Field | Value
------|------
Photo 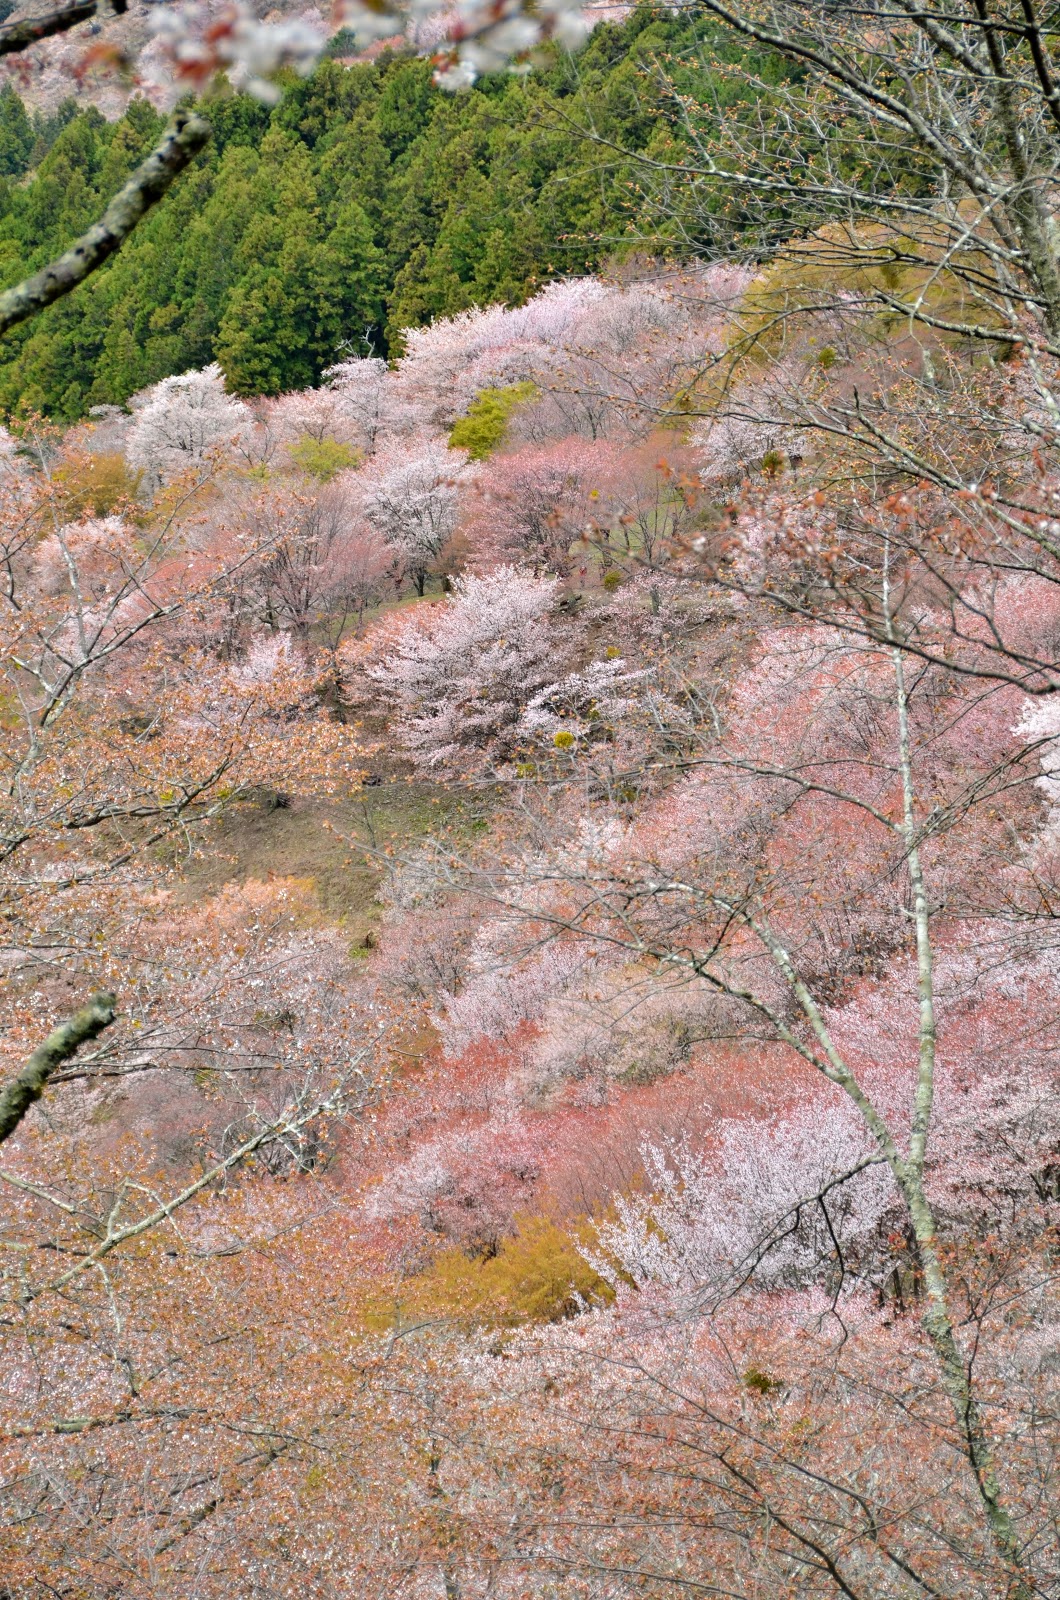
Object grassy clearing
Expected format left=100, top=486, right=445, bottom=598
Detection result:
left=176, top=780, right=464, bottom=944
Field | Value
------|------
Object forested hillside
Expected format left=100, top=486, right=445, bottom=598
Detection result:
left=0, top=7, right=772, bottom=419
left=1, top=0, right=1058, bottom=1596
left=2, top=250, right=1058, bottom=1591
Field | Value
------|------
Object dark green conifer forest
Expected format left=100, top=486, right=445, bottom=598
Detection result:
left=0, top=6, right=763, bottom=419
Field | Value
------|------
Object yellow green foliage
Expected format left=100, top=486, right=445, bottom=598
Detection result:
left=448, top=382, right=538, bottom=461
left=52, top=452, right=143, bottom=519
left=288, top=436, right=363, bottom=481
left=396, top=1215, right=614, bottom=1328
left=744, top=1366, right=784, bottom=1396
left=679, top=213, right=1013, bottom=438
left=738, top=215, right=1010, bottom=368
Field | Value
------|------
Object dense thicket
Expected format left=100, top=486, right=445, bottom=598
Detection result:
left=0, top=6, right=772, bottom=419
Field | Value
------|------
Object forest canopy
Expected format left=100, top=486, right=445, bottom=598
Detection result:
left=0, top=5, right=778, bottom=420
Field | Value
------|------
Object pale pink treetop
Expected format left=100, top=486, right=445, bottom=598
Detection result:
left=127, top=364, right=252, bottom=483
left=357, top=436, right=472, bottom=588
left=357, top=564, right=565, bottom=770
left=586, top=1095, right=896, bottom=1299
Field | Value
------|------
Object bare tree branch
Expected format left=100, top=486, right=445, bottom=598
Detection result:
left=0, top=0, right=111, bottom=60
left=0, top=108, right=211, bottom=337
left=0, top=990, right=116, bottom=1145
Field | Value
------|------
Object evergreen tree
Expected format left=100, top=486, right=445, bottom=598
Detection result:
left=0, top=5, right=781, bottom=420
left=0, top=85, right=34, bottom=178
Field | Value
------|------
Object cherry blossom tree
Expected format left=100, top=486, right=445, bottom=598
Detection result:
left=597, top=442, right=706, bottom=565
left=358, top=437, right=472, bottom=595
left=264, top=355, right=409, bottom=465
left=465, top=436, right=603, bottom=576
left=366, top=1112, right=552, bottom=1254
left=126, top=362, right=252, bottom=486
left=323, top=354, right=414, bottom=452
left=346, top=565, right=567, bottom=772
left=232, top=477, right=391, bottom=644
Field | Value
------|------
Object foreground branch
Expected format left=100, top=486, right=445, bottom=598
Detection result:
left=0, top=0, right=108, bottom=59
left=0, top=109, right=211, bottom=336
left=0, top=991, right=116, bottom=1145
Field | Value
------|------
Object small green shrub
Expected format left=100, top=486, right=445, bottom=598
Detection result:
left=744, top=1366, right=784, bottom=1396
left=289, top=436, right=363, bottom=481
left=449, top=381, right=538, bottom=460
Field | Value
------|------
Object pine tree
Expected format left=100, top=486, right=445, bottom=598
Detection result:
left=0, top=86, right=34, bottom=178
